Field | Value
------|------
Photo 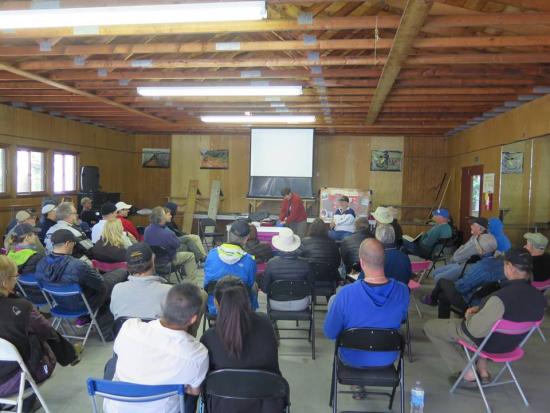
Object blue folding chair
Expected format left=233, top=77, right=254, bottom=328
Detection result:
left=86, top=378, right=185, bottom=413
left=40, top=282, right=105, bottom=348
left=16, top=274, right=49, bottom=309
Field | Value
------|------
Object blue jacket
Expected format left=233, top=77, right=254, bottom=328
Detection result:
left=488, top=218, right=511, bottom=253
left=324, top=279, right=409, bottom=367
left=35, top=253, right=106, bottom=311
left=144, top=224, right=181, bottom=260
left=455, top=256, right=505, bottom=303
left=358, top=248, right=412, bottom=286
left=204, top=243, right=258, bottom=314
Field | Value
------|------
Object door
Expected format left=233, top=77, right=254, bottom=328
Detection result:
left=460, top=165, right=484, bottom=242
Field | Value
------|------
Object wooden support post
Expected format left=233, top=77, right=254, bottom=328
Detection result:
left=208, top=180, right=221, bottom=220
left=183, top=179, right=199, bottom=234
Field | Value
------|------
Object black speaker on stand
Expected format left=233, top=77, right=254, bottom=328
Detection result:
left=81, top=166, right=100, bottom=193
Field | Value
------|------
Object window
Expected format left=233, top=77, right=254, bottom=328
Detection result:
left=0, top=148, right=6, bottom=194
left=17, top=149, right=45, bottom=193
left=53, top=152, right=77, bottom=193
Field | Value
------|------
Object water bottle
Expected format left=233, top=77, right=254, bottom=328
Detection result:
left=410, top=381, right=424, bottom=413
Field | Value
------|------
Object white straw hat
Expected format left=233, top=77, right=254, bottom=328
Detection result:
left=272, top=228, right=301, bottom=252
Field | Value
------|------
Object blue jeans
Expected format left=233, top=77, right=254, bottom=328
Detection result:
left=433, top=263, right=462, bottom=282
left=401, top=239, right=422, bottom=256
left=328, top=230, right=352, bottom=241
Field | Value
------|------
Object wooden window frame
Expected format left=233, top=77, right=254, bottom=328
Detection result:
left=15, top=147, right=48, bottom=197
left=52, top=151, right=79, bottom=195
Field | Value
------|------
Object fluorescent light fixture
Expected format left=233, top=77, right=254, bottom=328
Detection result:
left=0, top=1, right=267, bottom=29
left=201, top=115, right=315, bottom=124
left=137, top=85, right=302, bottom=97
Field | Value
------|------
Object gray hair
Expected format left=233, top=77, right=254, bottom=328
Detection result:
left=161, top=283, right=202, bottom=326
left=375, top=224, right=395, bottom=246
left=355, top=217, right=370, bottom=231
left=80, top=197, right=92, bottom=206
left=228, top=231, right=246, bottom=245
left=150, top=206, right=166, bottom=225
left=56, top=202, right=75, bottom=221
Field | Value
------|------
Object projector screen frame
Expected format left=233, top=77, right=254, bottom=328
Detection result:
left=247, top=127, right=316, bottom=199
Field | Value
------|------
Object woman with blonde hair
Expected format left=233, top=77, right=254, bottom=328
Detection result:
left=92, top=219, right=130, bottom=263
left=0, top=256, right=79, bottom=411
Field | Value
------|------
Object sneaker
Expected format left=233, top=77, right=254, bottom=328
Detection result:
left=75, top=316, right=91, bottom=328
left=420, top=294, right=436, bottom=306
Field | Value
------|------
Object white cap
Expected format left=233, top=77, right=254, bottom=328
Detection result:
left=41, top=204, right=56, bottom=215
left=115, top=201, right=132, bottom=211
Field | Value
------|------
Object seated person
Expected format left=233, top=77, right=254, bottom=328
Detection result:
left=324, top=238, right=409, bottom=400
left=244, top=225, right=273, bottom=264
left=488, top=217, right=511, bottom=254
left=163, top=205, right=206, bottom=263
left=262, top=228, right=312, bottom=311
left=200, top=276, right=282, bottom=413
left=433, top=217, right=497, bottom=282
left=340, top=217, right=373, bottom=274
left=424, top=248, right=546, bottom=387
left=367, top=224, right=412, bottom=286
left=4, top=210, right=43, bottom=254
left=204, top=219, right=258, bottom=315
left=144, top=206, right=198, bottom=284
left=386, top=206, right=403, bottom=247
left=301, top=218, right=341, bottom=285
left=0, top=256, right=79, bottom=412
left=91, top=202, right=120, bottom=244
left=6, top=224, right=45, bottom=274
left=92, top=219, right=129, bottom=263
left=105, top=284, right=208, bottom=413
left=116, top=201, right=141, bottom=242
left=328, top=195, right=356, bottom=241
left=79, top=197, right=98, bottom=227
left=38, top=204, right=57, bottom=244
left=402, top=208, right=452, bottom=258
left=36, top=229, right=127, bottom=333
left=422, top=251, right=503, bottom=319
left=45, top=202, right=93, bottom=259
left=524, top=232, right=550, bottom=282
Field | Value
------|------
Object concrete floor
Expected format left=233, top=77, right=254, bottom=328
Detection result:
left=36, top=277, right=550, bottom=413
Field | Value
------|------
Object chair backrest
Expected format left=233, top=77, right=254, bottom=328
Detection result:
left=86, top=378, right=185, bottom=410
left=476, top=318, right=544, bottom=354
left=205, top=280, right=218, bottom=295
left=532, top=279, right=550, bottom=291
left=203, top=369, right=290, bottom=405
left=0, top=338, right=25, bottom=364
left=309, top=261, right=339, bottom=284
left=336, top=328, right=404, bottom=354
left=411, top=260, right=431, bottom=273
left=430, top=237, right=452, bottom=258
left=268, top=279, right=312, bottom=302
left=491, top=319, right=542, bottom=335
left=40, top=281, right=82, bottom=297
left=149, top=245, right=172, bottom=266
left=17, top=273, right=40, bottom=287
left=92, top=260, right=127, bottom=273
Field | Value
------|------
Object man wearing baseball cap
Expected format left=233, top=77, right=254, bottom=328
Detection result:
left=425, top=248, right=546, bottom=387
left=432, top=217, right=497, bottom=282
left=204, top=219, right=258, bottom=315
left=116, top=201, right=142, bottom=241
left=39, top=203, right=57, bottom=244
left=524, top=232, right=550, bottom=282
left=402, top=208, right=452, bottom=258
left=328, top=195, right=356, bottom=241
left=4, top=209, right=42, bottom=253
left=6, top=223, right=44, bottom=275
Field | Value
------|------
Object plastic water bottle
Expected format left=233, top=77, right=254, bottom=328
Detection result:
left=410, top=381, right=424, bottom=413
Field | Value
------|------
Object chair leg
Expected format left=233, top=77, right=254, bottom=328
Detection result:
left=405, top=318, right=413, bottom=363
left=506, top=363, right=530, bottom=407
left=412, top=295, right=423, bottom=319
left=329, top=360, right=336, bottom=408
left=311, top=312, right=316, bottom=360
left=537, top=326, right=547, bottom=343
left=28, top=377, right=51, bottom=413
left=400, top=360, right=405, bottom=413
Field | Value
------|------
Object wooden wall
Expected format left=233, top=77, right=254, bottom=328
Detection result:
left=0, top=104, right=169, bottom=231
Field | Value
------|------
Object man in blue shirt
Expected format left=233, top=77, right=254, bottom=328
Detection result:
left=324, top=238, right=409, bottom=370
left=402, top=208, right=452, bottom=258
left=328, top=195, right=356, bottom=241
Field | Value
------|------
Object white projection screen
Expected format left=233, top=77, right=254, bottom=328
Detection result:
left=248, top=128, right=315, bottom=198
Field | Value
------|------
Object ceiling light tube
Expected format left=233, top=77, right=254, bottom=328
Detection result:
left=138, top=85, right=302, bottom=97
left=0, top=1, right=267, bottom=29
left=201, top=115, right=315, bottom=124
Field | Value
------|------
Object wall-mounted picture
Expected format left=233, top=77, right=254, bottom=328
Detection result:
left=501, top=151, right=523, bottom=174
left=200, top=149, right=229, bottom=169
left=142, top=148, right=170, bottom=168
left=370, top=150, right=402, bottom=172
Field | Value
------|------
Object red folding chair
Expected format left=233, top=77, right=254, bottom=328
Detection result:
left=450, top=318, right=543, bottom=413
left=92, top=260, right=127, bottom=273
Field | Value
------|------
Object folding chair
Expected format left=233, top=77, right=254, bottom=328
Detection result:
left=91, top=260, right=127, bottom=273
left=86, top=378, right=185, bottom=413
left=0, top=338, right=51, bottom=413
left=267, top=279, right=316, bottom=360
left=427, top=237, right=453, bottom=275
left=309, top=261, right=338, bottom=309
left=199, top=218, right=224, bottom=251
left=202, top=281, right=218, bottom=334
left=330, top=328, right=405, bottom=413
left=200, top=369, right=290, bottom=413
left=39, top=282, right=106, bottom=349
left=531, top=279, right=550, bottom=343
left=150, top=245, right=184, bottom=284
left=408, top=260, right=432, bottom=319
left=113, top=317, right=155, bottom=338
left=450, top=318, right=543, bottom=413
left=15, top=274, right=49, bottom=310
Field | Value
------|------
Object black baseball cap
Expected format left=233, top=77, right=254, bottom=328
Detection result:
left=51, top=229, right=77, bottom=245
left=100, top=202, right=117, bottom=217
left=469, top=217, right=489, bottom=229
left=12, top=223, right=40, bottom=238
left=339, top=195, right=350, bottom=203
left=230, top=219, right=250, bottom=237
left=504, top=248, right=533, bottom=273
left=126, top=242, right=153, bottom=266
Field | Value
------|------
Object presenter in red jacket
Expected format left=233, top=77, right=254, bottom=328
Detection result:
left=279, top=187, right=308, bottom=238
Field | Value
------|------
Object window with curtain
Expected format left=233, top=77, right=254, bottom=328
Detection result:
left=17, top=148, right=45, bottom=194
left=53, top=152, right=77, bottom=193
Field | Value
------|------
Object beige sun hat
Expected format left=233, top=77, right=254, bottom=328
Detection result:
left=272, top=227, right=301, bottom=252
left=372, top=207, right=393, bottom=225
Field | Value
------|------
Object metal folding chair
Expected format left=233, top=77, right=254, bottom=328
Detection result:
left=40, top=282, right=106, bottom=349
left=0, top=338, right=51, bottom=413
left=450, top=318, right=543, bottom=413
left=91, top=260, right=127, bottom=273
left=86, top=378, right=185, bottom=413
left=199, top=218, right=224, bottom=251
left=15, top=274, right=49, bottom=310
left=531, top=279, right=550, bottom=343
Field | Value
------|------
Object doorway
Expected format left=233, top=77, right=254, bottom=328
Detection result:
left=460, top=165, right=484, bottom=242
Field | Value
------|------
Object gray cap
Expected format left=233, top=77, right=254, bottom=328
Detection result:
left=524, top=232, right=548, bottom=251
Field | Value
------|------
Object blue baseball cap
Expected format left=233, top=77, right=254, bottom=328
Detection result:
left=433, top=208, right=449, bottom=219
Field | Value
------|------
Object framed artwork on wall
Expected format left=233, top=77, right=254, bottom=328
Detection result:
left=142, top=148, right=170, bottom=168
left=200, top=149, right=229, bottom=169
left=370, top=150, right=403, bottom=172
left=501, top=151, right=523, bottom=174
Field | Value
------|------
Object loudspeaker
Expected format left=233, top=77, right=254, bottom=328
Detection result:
left=80, top=166, right=100, bottom=192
